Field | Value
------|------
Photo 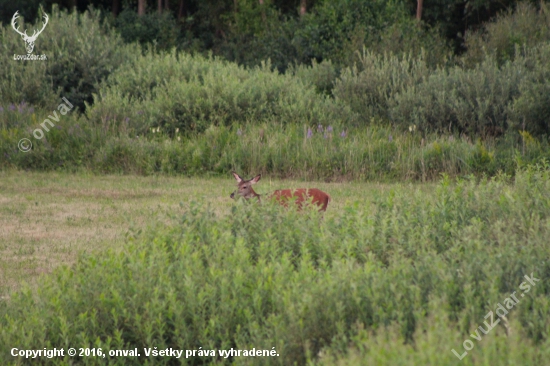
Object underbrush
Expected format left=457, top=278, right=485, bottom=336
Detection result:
left=1, top=165, right=549, bottom=365
left=3, top=111, right=549, bottom=181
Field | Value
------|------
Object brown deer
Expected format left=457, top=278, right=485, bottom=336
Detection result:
left=230, top=172, right=330, bottom=212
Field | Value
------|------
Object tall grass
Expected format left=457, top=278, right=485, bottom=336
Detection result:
left=1, top=165, right=549, bottom=365
left=2, top=110, right=550, bottom=180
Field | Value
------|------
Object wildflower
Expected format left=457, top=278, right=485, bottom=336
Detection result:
left=237, top=128, right=242, bottom=136
left=317, top=124, right=323, bottom=133
left=28, top=107, right=34, bottom=113
left=389, top=134, right=393, bottom=142
left=324, top=133, right=328, bottom=139
left=340, top=130, right=347, bottom=138
left=9, top=104, right=15, bottom=111
left=177, top=136, right=181, bottom=141
left=327, top=125, right=333, bottom=132
left=156, top=127, right=160, bottom=133
left=124, top=117, right=129, bottom=123
left=307, top=128, right=313, bottom=138
left=409, top=124, right=416, bottom=132
left=0, top=106, right=3, bottom=112
left=151, top=127, right=155, bottom=133
left=175, top=128, right=179, bottom=133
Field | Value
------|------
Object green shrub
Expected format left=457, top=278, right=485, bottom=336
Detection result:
left=288, top=59, right=339, bottom=96
left=333, top=50, right=429, bottom=122
left=114, top=8, right=179, bottom=51
left=1, top=167, right=550, bottom=364
left=87, top=51, right=357, bottom=135
left=366, top=19, right=453, bottom=68
left=0, top=6, right=135, bottom=110
left=508, top=43, right=550, bottom=137
left=389, top=55, right=523, bottom=136
left=462, top=1, right=550, bottom=67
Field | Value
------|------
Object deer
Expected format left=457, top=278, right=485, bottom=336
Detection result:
left=11, top=11, right=49, bottom=54
left=229, top=172, right=330, bottom=212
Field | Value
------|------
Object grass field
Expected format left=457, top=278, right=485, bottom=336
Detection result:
left=1, top=168, right=549, bottom=365
left=0, top=170, right=397, bottom=297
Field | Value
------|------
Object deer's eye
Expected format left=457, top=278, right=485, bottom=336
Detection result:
left=242, top=186, right=247, bottom=189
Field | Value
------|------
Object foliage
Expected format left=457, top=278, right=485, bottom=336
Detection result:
left=1, top=166, right=550, bottom=364
left=86, top=51, right=357, bottom=135
left=4, top=109, right=550, bottom=181
left=462, top=1, right=550, bottom=66
left=114, top=8, right=179, bottom=50
left=333, top=50, right=430, bottom=122
left=0, top=5, right=135, bottom=111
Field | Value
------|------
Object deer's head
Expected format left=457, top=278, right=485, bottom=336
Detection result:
left=230, top=172, right=261, bottom=200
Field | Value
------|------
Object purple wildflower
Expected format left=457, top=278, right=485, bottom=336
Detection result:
left=324, top=132, right=328, bottom=139
left=9, top=104, right=15, bottom=111
left=0, top=106, right=3, bottom=112
left=389, top=134, right=393, bottom=142
left=327, top=125, right=333, bottom=132
left=307, top=128, right=313, bottom=138
left=28, top=107, right=34, bottom=113
left=124, top=117, right=130, bottom=123
left=237, top=128, right=242, bottom=136
left=317, top=124, right=323, bottom=133
left=340, top=130, right=347, bottom=138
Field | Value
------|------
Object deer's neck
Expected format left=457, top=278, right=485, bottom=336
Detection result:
left=249, top=189, right=261, bottom=201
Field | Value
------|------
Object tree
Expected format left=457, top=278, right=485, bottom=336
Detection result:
left=112, top=0, right=120, bottom=16
left=416, top=0, right=423, bottom=20
left=138, top=0, right=145, bottom=16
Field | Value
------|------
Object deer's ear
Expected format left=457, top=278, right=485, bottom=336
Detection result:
left=232, top=172, right=243, bottom=183
left=251, top=174, right=261, bottom=184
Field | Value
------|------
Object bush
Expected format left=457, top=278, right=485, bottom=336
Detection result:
left=86, top=51, right=357, bottom=135
left=0, top=5, right=135, bottom=111
left=333, top=50, right=429, bottom=123
left=288, top=59, right=339, bottom=96
left=389, top=55, right=523, bottom=136
left=509, top=43, right=550, bottom=137
left=1, top=167, right=550, bottom=364
left=462, top=1, right=550, bottom=66
left=114, top=8, right=179, bottom=51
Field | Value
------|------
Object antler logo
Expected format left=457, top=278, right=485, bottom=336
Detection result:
left=11, top=11, right=49, bottom=54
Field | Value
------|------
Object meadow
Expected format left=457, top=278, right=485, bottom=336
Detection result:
left=1, top=167, right=549, bottom=365
left=2, top=3, right=550, bottom=364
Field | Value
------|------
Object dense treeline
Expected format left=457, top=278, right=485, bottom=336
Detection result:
left=0, top=0, right=546, bottom=71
